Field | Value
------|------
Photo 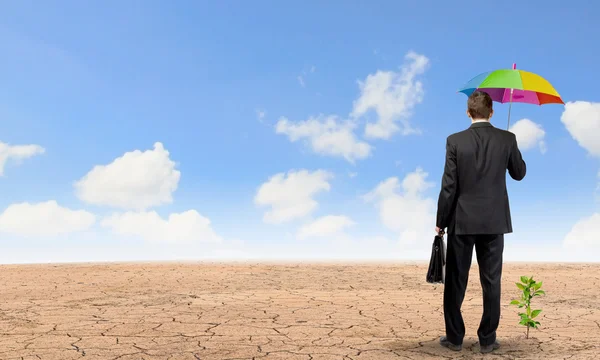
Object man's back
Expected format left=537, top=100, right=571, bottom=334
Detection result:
left=437, top=121, right=526, bottom=235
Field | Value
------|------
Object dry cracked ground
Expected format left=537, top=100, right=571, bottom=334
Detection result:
left=0, top=262, right=598, bottom=360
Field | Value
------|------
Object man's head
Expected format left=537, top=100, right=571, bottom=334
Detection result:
left=467, top=90, right=494, bottom=120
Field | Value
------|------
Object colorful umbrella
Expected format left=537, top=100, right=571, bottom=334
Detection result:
left=458, top=64, right=563, bottom=129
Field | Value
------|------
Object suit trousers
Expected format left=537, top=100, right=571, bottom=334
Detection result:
left=443, top=233, right=504, bottom=346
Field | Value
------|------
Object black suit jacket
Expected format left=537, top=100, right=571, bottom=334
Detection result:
left=436, top=121, right=526, bottom=235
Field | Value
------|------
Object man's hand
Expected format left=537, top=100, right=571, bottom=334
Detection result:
left=435, top=226, right=444, bottom=235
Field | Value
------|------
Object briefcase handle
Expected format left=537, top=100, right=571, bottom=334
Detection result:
left=438, top=229, right=445, bottom=237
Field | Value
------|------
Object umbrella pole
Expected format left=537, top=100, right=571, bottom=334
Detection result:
left=506, top=88, right=514, bottom=130
left=506, top=63, right=517, bottom=130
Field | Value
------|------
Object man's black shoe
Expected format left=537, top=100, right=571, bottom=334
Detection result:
left=480, top=340, right=500, bottom=353
left=439, top=336, right=462, bottom=351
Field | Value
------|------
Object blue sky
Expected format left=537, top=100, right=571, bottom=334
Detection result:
left=1, top=1, right=599, bottom=263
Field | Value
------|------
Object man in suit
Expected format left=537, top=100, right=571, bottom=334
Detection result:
left=435, top=90, right=526, bottom=354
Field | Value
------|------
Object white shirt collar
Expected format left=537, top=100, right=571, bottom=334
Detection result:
left=471, top=119, right=490, bottom=123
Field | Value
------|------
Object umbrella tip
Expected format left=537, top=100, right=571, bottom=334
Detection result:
left=512, top=63, right=517, bottom=70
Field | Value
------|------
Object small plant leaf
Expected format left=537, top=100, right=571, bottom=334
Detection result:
left=510, top=300, right=520, bottom=305
left=528, top=320, right=538, bottom=328
left=516, top=283, right=525, bottom=290
left=531, top=309, right=542, bottom=318
left=520, top=276, right=529, bottom=284
left=534, top=281, right=543, bottom=290
left=536, top=290, right=546, bottom=296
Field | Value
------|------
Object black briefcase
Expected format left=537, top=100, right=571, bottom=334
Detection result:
left=426, top=232, right=446, bottom=284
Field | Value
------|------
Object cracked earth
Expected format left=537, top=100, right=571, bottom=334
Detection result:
left=0, top=262, right=598, bottom=359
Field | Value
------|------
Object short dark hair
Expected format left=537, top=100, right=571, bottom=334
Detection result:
left=467, top=90, right=493, bottom=119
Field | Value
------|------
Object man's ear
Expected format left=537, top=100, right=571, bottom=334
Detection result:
left=466, top=109, right=471, bottom=119
left=489, top=110, right=494, bottom=119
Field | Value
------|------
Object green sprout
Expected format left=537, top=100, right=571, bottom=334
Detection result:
left=510, top=275, right=545, bottom=339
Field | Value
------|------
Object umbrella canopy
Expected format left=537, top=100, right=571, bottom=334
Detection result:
left=458, top=69, right=564, bottom=105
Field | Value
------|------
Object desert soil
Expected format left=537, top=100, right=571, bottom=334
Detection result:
left=0, top=262, right=598, bottom=360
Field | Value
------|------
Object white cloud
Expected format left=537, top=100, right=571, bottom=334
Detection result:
left=297, top=66, right=315, bottom=87
left=74, top=142, right=180, bottom=210
left=277, top=52, right=429, bottom=162
left=0, top=141, right=45, bottom=176
left=352, top=51, right=429, bottom=139
left=509, top=118, right=547, bottom=153
left=564, top=213, right=600, bottom=248
left=348, top=172, right=358, bottom=178
left=255, top=169, right=332, bottom=224
left=275, top=115, right=372, bottom=163
left=364, top=167, right=435, bottom=245
left=561, top=101, right=600, bottom=157
left=0, top=201, right=95, bottom=237
left=256, top=109, right=266, bottom=122
left=101, top=210, right=221, bottom=244
left=297, top=215, right=355, bottom=239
